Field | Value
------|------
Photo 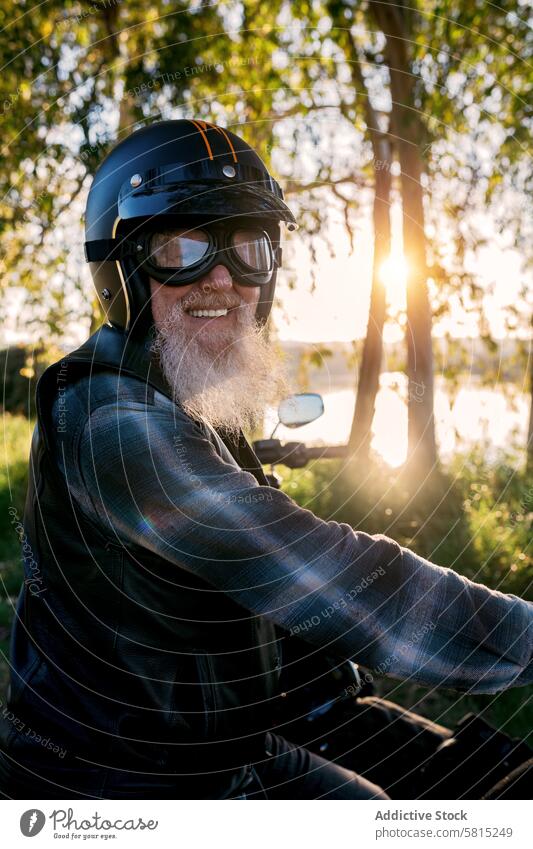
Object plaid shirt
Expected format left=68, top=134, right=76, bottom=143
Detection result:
left=53, top=371, right=533, bottom=696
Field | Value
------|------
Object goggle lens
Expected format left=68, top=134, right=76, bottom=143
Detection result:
left=148, top=227, right=273, bottom=273
left=149, top=229, right=210, bottom=269
left=232, top=229, right=273, bottom=272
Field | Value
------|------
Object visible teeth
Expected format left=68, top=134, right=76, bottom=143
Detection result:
left=188, top=308, right=228, bottom=317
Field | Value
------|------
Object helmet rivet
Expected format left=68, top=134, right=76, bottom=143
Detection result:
left=130, top=173, right=143, bottom=188
left=222, top=165, right=236, bottom=178
left=101, top=288, right=112, bottom=300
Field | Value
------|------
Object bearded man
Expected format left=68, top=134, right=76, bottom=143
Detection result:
left=1, top=120, right=531, bottom=800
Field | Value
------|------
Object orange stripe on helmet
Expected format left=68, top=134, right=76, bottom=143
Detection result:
left=188, top=119, right=214, bottom=160
left=193, top=119, right=239, bottom=164
left=207, top=122, right=239, bottom=163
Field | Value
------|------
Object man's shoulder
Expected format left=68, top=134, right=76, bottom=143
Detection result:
left=46, top=367, right=184, bottom=449
left=50, top=367, right=210, bottom=440
left=49, top=369, right=150, bottom=423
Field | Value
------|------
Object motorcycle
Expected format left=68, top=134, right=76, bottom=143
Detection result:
left=252, top=394, right=533, bottom=800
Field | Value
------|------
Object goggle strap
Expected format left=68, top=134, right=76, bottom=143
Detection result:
left=85, top=232, right=279, bottom=276
left=84, top=238, right=137, bottom=263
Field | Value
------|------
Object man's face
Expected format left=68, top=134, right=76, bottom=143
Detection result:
left=149, top=260, right=260, bottom=355
left=148, top=233, right=286, bottom=433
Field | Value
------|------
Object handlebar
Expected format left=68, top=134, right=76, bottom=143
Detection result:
left=304, top=445, right=349, bottom=460
left=253, top=438, right=348, bottom=468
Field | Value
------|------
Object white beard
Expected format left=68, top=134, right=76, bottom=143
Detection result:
left=150, top=298, right=288, bottom=435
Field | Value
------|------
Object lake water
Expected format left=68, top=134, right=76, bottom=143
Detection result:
left=265, top=372, right=530, bottom=467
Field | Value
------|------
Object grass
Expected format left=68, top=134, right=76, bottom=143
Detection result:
left=0, top=413, right=34, bottom=694
left=373, top=677, right=533, bottom=742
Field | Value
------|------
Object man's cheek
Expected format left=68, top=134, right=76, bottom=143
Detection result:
left=247, top=288, right=260, bottom=308
left=234, top=283, right=260, bottom=307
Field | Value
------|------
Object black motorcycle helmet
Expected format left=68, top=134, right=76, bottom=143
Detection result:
left=84, top=119, right=297, bottom=339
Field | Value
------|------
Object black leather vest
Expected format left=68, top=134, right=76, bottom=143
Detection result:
left=4, top=325, right=282, bottom=789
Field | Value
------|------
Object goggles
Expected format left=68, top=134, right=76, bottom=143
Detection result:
left=132, top=220, right=279, bottom=288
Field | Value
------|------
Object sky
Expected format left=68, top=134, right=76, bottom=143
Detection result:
left=273, top=205, right=528, bottom=344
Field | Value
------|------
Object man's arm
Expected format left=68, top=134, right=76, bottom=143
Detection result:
left=62, top=391, right=532, bottom=696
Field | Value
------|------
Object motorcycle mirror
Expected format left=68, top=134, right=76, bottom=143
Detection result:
left=277, top=393, right=324, bottom=429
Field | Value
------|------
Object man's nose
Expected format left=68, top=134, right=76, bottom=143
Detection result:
left=200, top=263, right=234, bottom=293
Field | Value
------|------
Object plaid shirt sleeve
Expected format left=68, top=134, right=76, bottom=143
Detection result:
left=63, top=385, right=533, bottom=697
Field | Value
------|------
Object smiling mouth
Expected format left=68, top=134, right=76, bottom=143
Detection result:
left=187, top=308, right=230, bottom=318
left=184, top=301, right=245, bottom=318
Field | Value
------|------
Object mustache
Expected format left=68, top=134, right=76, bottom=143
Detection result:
left=180, top=290, right=244, bottom=311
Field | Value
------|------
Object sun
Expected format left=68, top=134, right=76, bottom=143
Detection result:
left=379, top=253, right=409, bottom=292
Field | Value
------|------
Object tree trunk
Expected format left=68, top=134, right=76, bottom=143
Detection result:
left=349, top=136, right=392, bottom=458
left=336, top=33, right=393, bottom=461
left=396, top=139, right=437, bottom=473
left=369, top=0, right=438, bottom=476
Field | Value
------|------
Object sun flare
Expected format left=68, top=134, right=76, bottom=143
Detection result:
left=379, top=253, right=409, bottom=292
